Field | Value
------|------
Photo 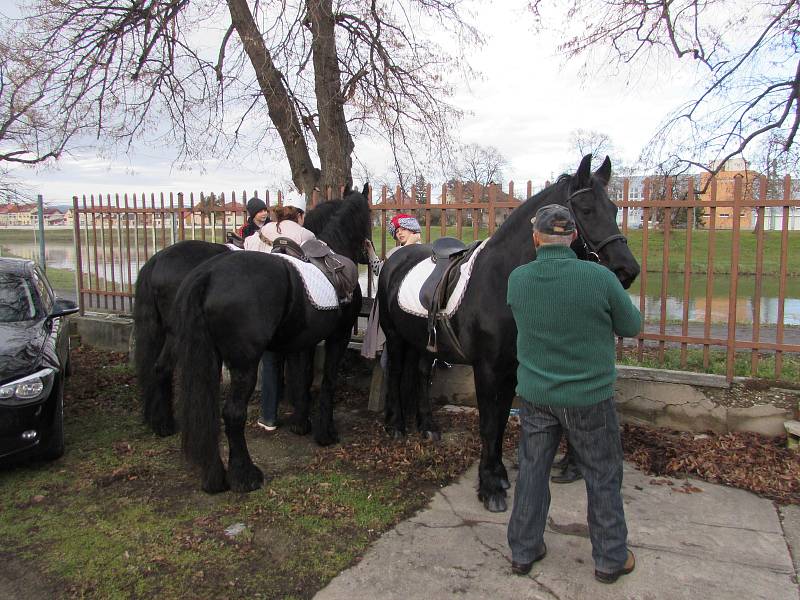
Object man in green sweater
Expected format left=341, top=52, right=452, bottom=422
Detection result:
left=506, top=203, right=642, bottom=584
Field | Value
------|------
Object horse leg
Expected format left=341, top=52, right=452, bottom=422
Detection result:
left=146, top=335, right=177, bottom=436
left=493, top=371, right=517, bottom=491
left=313, top=336, right=347, bottom=447
left=383, top=334, right=408, bottom=439
left=286, top=351, right=312, bottom=436
left=414, top=354, right=441, bottom=441
left=223, top=365, right=264, bottom=492
left=473, top=361, right=512, bottom=512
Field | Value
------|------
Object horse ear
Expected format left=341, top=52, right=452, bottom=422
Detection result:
left=576, top=154, right=592, bottom=186
left=594, top=156, right=612, bottom=186
left=361, top=182, right=370, bottom=197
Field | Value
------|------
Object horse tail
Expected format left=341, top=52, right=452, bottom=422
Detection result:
left=174, top=269, right=222, bottom=471
left=133, top=255, right=167, bottom=428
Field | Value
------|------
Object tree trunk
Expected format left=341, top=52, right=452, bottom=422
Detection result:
left=308, top=0, right=354, bottom=194
left=226, top=0, right=321, bottom=194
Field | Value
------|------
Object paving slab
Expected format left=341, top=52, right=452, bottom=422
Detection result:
left=781, top=505, right=800, bottom=581
left=315, top=462, right=799, bottom=600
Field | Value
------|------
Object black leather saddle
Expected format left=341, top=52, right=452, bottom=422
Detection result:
left=226, top=231, right=245, bottom=249
left=271, top=237, right=358, bottom=305
left=418, top=237, right=482, bottom=357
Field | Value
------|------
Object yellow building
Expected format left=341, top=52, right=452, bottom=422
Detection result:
left=698, top=158, right=760, bottom=229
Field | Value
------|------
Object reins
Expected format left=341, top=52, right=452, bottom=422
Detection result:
left=566, top=186, right=627, bottom=264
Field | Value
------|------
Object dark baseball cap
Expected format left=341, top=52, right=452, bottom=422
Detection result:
left=531, top=204, right=576, bottom=235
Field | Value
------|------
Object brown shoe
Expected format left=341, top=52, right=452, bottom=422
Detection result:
left=595, top=549, right=635, bottom=583
left=511, top=543, right=547, bottom=576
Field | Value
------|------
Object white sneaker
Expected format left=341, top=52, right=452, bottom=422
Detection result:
left=257, top=418, right=277, bottom=432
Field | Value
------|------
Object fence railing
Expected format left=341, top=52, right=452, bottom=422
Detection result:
left=72, top=175, right=800, bottom=381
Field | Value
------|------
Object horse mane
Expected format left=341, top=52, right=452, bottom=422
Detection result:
left=490, top=175, right=573, bottom=243
left=310, top=190, right=371, bottom=260
left=304, top=199, right=341, bottom=235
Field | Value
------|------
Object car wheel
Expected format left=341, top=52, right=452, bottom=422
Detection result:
left=40, top=380, right=65, bottom=461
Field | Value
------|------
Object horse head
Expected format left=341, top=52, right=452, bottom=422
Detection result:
left=312, top=184, right=372, bottom=263
left=564, top=154, right=640, bottom=289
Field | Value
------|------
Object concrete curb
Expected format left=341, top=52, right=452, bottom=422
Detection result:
left=395, top=363, right=795, bottom=437
left=77, top=314, right=795, bottom=437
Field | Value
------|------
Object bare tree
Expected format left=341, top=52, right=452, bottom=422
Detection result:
left=531, top=1, right=800, bottom=177
left=568, top=129, right=615, bottom=161
left=7, top=1, right=479, bottom=196
left=0, top=29, right=82, bottom=197
left=456, top=143, right=509, bottom=185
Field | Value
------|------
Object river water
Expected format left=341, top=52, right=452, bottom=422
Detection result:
left=3, top=238, right=799, bottom=325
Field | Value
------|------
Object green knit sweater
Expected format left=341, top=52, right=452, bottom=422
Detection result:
left=507, top=245, right=642, bottom=407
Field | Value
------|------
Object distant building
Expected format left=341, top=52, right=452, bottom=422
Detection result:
left=609, top=175, right=645, bottom=229
left=0, top=203, right=38, bottom=226
left=698, top=158, right=760, bottom=230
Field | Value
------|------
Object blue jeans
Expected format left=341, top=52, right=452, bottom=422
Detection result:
left=507, top=397, right=628, bottom=572
left=260, top=351, right=283, bottom=422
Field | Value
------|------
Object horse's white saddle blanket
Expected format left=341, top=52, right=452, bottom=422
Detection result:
left=271, top=253, right=339, bottom=310
left=398, top=239, right=488, bottom=318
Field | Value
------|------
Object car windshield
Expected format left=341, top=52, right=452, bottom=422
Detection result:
left=0, top=273, right=41, bottom=322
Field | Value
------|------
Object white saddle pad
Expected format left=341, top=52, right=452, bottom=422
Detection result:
left=398, top=239, right=488, bottom=318
left=271, top=253, right=338, bottom=310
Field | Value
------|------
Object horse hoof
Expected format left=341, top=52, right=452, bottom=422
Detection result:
left=500, top=477, right=511, bottom=490
left=201, top=470, right=230, bottom=494
left=289, top=419, right=312, bottom=437
left=314, top=430, right=339, bottom=447
left=229, top=464, right=264, bottom=493
left=483, top=494, right=507, bottom=513
left=422, top=430, right=441, bottom=442
left=152, top=421, right=177, bottom=437
left=392, top=430, right=407, bottom=441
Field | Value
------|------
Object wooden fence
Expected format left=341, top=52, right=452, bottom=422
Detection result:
left=71, top=176, right=800, bottom=381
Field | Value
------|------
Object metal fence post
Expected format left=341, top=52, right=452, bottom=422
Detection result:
left=37, top=194, right=46, bottom=272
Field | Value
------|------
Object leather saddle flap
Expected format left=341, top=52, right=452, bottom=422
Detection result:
left=431, top=236, right=467, bottom=262
left=419, top=240, right=481, bottom=312
left=302, top=238, right=335, bottom=258
left=271, top=237, right=306, bottom=261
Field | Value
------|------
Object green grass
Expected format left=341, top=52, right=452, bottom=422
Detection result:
left=622, top=230, right=800, bottom=276
left=619, top=347, right=800, bottom=381
left=0, top=349, right=432, bottom=599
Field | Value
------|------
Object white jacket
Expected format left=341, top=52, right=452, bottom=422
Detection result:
left=244, top=219, right=316, bottom=252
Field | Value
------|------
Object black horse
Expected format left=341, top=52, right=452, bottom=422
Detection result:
left=133, top=198, right=349, bottom=437
left=173, top=189, right=371, bottom=493
left=378, top=155, right=640, bottom=512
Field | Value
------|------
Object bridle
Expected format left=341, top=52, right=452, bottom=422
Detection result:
left=566, top=186, right=627, bottom=264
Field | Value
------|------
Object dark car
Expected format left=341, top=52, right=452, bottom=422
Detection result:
left=0, top=257, right=78, bottom=461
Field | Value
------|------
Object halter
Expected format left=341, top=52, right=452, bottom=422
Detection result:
left=566, top=186, right=627, bottom=264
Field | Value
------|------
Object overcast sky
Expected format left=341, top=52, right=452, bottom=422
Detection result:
left=10, top=2, right=699, bottom=205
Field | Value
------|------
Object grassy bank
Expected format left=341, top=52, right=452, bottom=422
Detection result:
left=618, top=347, right=800, bottom=381
left=625, top=230, right=800, bottom=276
left=0, top=229, right=75, bottom=243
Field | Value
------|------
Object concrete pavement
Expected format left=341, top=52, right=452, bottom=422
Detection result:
left=316, top=461, right=799, bottom=600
